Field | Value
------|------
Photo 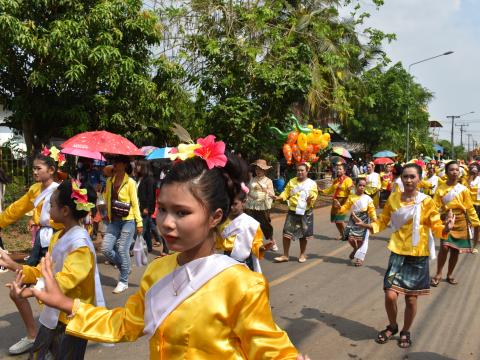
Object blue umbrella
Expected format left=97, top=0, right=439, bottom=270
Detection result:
left=146, top=147, right=173, bottom=160
left=373, top=150, right=397, bottom=158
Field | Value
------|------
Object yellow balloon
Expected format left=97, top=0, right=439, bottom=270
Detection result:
left=319, top=140, right=328, bottom=149
left=307, top=129, right=323, bottom=145
left=297, top=133, right=308, bottom=151
left=322, top=133, right=331, bottom=142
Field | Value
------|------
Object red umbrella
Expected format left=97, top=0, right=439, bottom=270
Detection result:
left=373, top=157, right=394, bottom=165
left=61, top=131, right=143, bottom=156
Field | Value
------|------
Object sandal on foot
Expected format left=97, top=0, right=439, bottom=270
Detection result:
left=375, top=324, right=398, bottom=344
left=430, top=277, right=441, bottom=287
left=354, top=259, right=364, bottom=267
left=447, top=277, right=458, bottom=285
left=274, top=256, right=289, bottom=263
left=298, top=256, right=307, bottom=263
left=398, top=331, right=412, bottom=349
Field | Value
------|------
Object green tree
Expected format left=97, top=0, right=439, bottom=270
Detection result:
left=341, top=62, right=434, bottom=157
left=0, top=0, right=162, bottom=153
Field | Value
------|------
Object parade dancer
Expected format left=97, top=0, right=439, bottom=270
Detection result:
left=274, top=163, right=318, bottom=263
left=319, top=163, right=353, bottom=240
left=431, top=161, right=480, bottom=285
left=419, top=163, right=440, bottom=197
left=217, top=184, right=271, bottom=273
left=467, top=163, right=480, bottom=252
left=0, top=148, right=63, bottom=355
left=19, top=136, right=306, bottom=359
left=3, top=180, right=104, bottom=359
left=333, top=178, right=376, bottom=266
left=354, top=163, right=454, bottom=348
left=365, top=162, right=381, bottom=207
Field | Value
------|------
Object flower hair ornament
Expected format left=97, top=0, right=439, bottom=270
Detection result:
left=71, top=179, right=95, bottom=212
left=169, top=123, right=227, bottom=170
left=41, top=146, right=66, bottom=167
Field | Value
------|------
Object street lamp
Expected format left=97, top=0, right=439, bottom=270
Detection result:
left=448, top=111, right=474, bottom=159
left=406, top=51, right=454, bottom=161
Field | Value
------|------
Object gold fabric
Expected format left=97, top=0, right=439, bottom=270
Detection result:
left=0, top=182, right=62, bottom=229
left=320, top=176, right=353, bottom=199
left=433, top=182, right=480, bottom=239
left=66, top=254, right=298, bottom=359
left=104, top=174, right=143, bottom=226
left=278, top=177, right=318, bottom=212
left=371, top=192, right=445, bottom=256
left=339, top=194, right=377, bottom=221
left=467, top=177, right=480, bottom=206
left=216, top=219, right=265, bottom=259
left=22, top=230, right=96, bottom=325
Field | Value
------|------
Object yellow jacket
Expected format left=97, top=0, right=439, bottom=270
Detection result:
left=278, top=177, right=318, bottom=212
left=371, top=192, right=445, bottom=257
left=66, top=254, right=298, bottom=359
left=321, top=176, right=353, bottom=199
left=0, top=182, right=62, bottom=229
left=467, top=176, right=480, bottom=206
left=104, top=174, right=143, bottom=226
left=22, top=230, right=96, bottom=325
left=339, top=194, right=377, bottom=220
left=216, top=218, right=265, bottom=259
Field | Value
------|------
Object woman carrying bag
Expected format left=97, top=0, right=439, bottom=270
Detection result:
left=102, top=156, right=143, bottom=294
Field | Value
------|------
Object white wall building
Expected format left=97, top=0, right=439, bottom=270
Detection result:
left=0, top=106, right=27, bottom=154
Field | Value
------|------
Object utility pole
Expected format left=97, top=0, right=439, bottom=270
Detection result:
left=448, top=115, right=460, bottom=159
left=467, top=134, right=472, bottom=154
left=455, top=123, right=468, bottom=147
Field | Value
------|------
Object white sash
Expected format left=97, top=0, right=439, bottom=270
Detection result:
left=39, top=226, right=105, bottom=329
left=426, top=175, right=439, bottom=194
left=470, top=176, right=480, bottom=200
left=389, top=192, right=436, bottom=259
left=366, top=173, right=380, bottom=188
left=289, top=178, right=316, bottom=215
left=33, top=182, right=59, bottom=248
left=143, top=255, right=240, bottom=338
left=222, top=213, right=262, bottom=273
left=442, top=183, right=467, bottom=206
left=352, top=195, right=373, bottom=261
left=393, top=177, right=404, bottom=193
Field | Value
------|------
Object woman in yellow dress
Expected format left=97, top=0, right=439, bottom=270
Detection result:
left=354, top=163, right=454, bottom=348
left=431, top=161, right=480, bottom=286
left=13, top=137, right=305, bottom=359
left=320, top=163, right=353, bottom=240
left=2, top=179, right=102, bottom=359
left=365, top=162, right=381, bottom=207
left=467, top=163, right=480, bottom=252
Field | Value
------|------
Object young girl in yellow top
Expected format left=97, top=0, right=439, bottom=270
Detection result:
left=333, top=177, right=376, bottom=266
left=16, top=136, right=306, bottom=359
left=216, top=184, right=269, bottom=273
left=430, top=161, right=480, bottom=286
left=2, top=179, right=103, bottom=359
left=320, top=163, right=353, bottom=240
left=0, top=148, right=63, bottom=355
left=467, top=163, right=480, bottom=252
left=354, top=163, right=454, bottom=349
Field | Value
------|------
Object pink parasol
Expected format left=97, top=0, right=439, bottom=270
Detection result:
left=61, top=147, right=106, bottom=161
left=373, top=157, right=394, bottom=165
left=61, top=131, right=143, bottom=156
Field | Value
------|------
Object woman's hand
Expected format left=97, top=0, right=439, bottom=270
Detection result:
left=352, top=213, right=372, bottom=230
left=296, top=355, right=311, bottom=360
left=30, top=253, right=74, bottom=314
left=5, top=270, right=34, bottom=300
left=332, top=199, right=341, bottom=209
left=0, top=249, right=21, bottom=272
left=137, top=227, right=143, bottom=235
left=444, top=209, right=455, bottom=233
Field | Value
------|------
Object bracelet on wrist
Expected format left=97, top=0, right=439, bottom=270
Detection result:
left=67, top=298, right=81, bottom=319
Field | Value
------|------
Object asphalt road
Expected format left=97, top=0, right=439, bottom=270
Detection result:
left=1, top=206, right=479, bottom=360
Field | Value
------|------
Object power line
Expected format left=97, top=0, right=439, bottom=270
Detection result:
left=455, top=123, right=469, bottom=147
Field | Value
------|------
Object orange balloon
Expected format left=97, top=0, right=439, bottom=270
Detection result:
left=292, top=144, right=302, bottom=163
left=287, top=131, right=299, bottom=145
left=301, top=144, right=313, bottom=162
left=282, top=143, right=292, bottom=165
left=312, top=144, right=321, bottom=153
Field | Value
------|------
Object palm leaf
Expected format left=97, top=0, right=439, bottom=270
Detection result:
left=171, top=122, right=193, bottom=143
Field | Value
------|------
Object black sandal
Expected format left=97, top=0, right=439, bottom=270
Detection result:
left=398, top=330, right=412, bottom=348
left=375, top=324, right=398, bottom=344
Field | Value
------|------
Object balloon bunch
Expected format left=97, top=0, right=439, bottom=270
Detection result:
left=271, top=116, right=331, bottom=165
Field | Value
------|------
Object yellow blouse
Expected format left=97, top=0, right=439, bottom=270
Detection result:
left=216, top=218, right=265, bottom=259
left=0, top=182, right=62, bottom=229
left=278, top=177, right=318, bottom=212
left=339, top=194, right=377, bottom=220
left=433, top=182, right=480, bottom=229
left=22, top=230, right=96, bottom=325
left=104, top=174, right=143, bottom=226
left=321, top=176, right=353, bottom=199
left=66, top=254, right=298, bottom=359
left=467, top=177, right=480, bottom=206
left=371, top=192, right=445, bottom=257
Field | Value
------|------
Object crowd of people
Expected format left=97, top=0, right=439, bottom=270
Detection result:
left=0, top=139, right=478, bottom=358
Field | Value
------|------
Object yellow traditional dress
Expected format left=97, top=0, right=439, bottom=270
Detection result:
left=467, top=176, right=480, bottom=216
left=65, top=254, right=298, bottom=359
left=365, top=172, right=381, bottom=207
left=371, top=192, right=446, bottom=295
left=320, top=175, right=353, bottom=223
left=278, top=177, right=318, bottom=240
left=216, top=213, right=265, bottom=272
left=433, top=182, right=480, bottom=253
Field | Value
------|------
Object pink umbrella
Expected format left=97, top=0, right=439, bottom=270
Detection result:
left=61, top=131, right=143, bottom=156
left=61, top=147, right=106, bottom=161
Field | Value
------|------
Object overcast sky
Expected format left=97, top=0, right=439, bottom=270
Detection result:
left=349, top=0, right=479, bottom=150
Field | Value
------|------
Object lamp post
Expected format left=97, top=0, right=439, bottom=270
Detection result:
left=448, top=111, right=474, bottom=159
left=406, top=51, right=454, bottom=161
